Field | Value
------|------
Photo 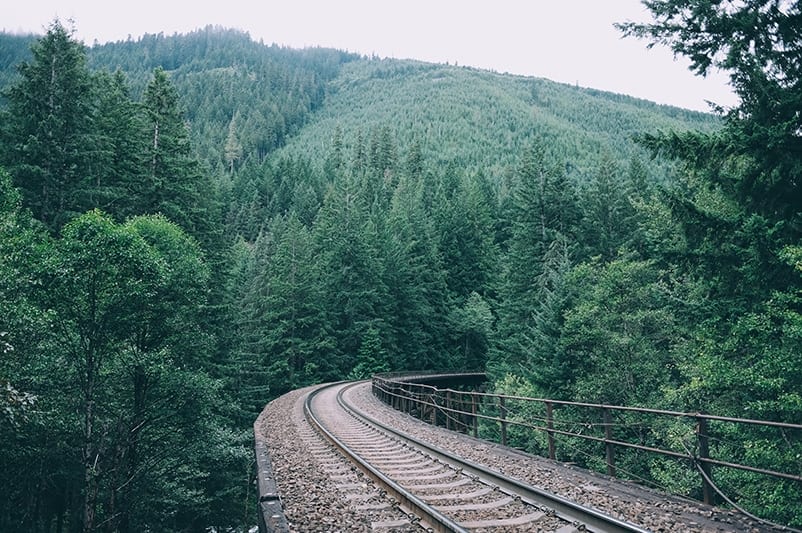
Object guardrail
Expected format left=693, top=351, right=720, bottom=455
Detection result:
left=372, top=373, right=802, bottom=523
left=253, top=419, right=290, bottom=532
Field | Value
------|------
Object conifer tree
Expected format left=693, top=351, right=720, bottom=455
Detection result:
left=314, top=174, right=390, bottom=377
left=255, top=214, right=332, bottom=390
left=141, top=67, right=199, bottom=226
left=577, top=152, right=636, bottom=261
left=0, top=19, right=94, bottom=230
left=87, top=69, right=147, bottom=219
left=491, top=141, right=579, bottom=376
left=382, top=174, right=450, bottom=370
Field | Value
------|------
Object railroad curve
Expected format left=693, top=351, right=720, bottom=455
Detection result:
left=254, top=381, right=775, bottom=532
left=308, top=381, right=648, bottom=532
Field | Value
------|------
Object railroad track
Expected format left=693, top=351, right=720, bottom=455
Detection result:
left=305, top=381, right=650, bottom=533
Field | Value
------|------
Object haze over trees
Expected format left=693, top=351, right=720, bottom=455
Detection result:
left=0, top=2, right=800, bottom=529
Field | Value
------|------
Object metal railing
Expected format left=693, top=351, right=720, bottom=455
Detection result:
left=371, top=374, right=802, bottom=512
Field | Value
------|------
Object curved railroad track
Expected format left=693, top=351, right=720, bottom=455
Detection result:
left=305, top=381, right=650, bottom=533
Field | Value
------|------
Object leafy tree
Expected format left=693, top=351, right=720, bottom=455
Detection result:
left=347, top=326, right=391, bottom=380
left=43, top=211, right=162, bottom=532
left=616, top=3, right=802, bottom=523
left=0, top=169, right=54, bottom=530
left=224, top=111, right=244, bottom=174
left=560, top=258, right=678, bottom=405
left=519, top=236, right=574, bottom=396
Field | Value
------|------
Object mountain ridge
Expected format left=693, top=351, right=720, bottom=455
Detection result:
left=1, top=26, right=719, bottom=179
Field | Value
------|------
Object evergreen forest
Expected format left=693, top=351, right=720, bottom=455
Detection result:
left=1, top=2, right=801, bottom=530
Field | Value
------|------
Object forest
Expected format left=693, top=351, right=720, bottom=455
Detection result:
left=0, top=1, right=800, bottom=531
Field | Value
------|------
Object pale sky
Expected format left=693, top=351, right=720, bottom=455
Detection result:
left=2, top=1, right=737, bottom=112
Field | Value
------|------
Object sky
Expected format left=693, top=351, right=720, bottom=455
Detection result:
left=2, top=1, right=738, bottom=112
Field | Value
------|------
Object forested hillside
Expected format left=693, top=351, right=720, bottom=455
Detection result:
left=1, top=5, right=800, bottom=530
left=277, top=58, right=717, bottom=178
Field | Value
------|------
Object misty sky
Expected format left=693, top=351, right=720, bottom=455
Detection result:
left=2, top=1, right=737, bottom=112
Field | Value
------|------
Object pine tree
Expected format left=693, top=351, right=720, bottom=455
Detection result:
left=0, top=19, right=94, bottom=230
left=382, top=174, right=450, bottom=370
left=314, top=174, right=389, bottom=377
left=140, top=67, right=201, bottom=230
left=436, top=172, right=499, bottom=303
left=258, top=214, right=332, bottom=389
left=86, top=69, right=147, bottom=219
left=577, top=152, right=636, bottom=261
left=491, top=141, right=579, bottom=376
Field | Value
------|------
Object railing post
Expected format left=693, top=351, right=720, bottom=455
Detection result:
left=499, top=396, right=507, bottom=447
left=603, top=407, right=615, bottom=476
left=697, top=415, right=715, bottom=505
left=446, top=391, right=452, bottom=430
left=460, top=392, right=467, bottom=433
left=546, top=401, right=555, bottom=460
left=431, top=392, right=437, bottom=425
left=472, top=393, right=478, bottom=438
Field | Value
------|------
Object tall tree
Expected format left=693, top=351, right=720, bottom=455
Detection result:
left=86, top=69, right=147, bottom=219
left=382, top=174, right=450, bottom=370
left=491, top=141, right=579, bottom=376
left=314, top=174, right=390, bottom=378
left=435, top=171, right=499, bottom=303
left=140, top=67, right=202, bottom=231
left=618, top=0, right=802, bottom=227
left=618, top=4, right=802, bottom=523
left=0, top=19, right=94, bottom=230
left=43, top=211, right=161, bottom=532
left=246, top=214, right=332, bottom=396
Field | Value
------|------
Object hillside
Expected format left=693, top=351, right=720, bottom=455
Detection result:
left=0, top=27, right=719, bottom=181
left=277, top=57, right=719, bottom=180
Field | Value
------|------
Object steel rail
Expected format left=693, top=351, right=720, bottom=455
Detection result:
left=339, top=383, right=651, bottom=533
left=304, top=382, right=469, bottom=533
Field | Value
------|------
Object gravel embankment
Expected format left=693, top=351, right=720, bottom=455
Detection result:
left=344, top=382, right=775, bottom=533
left=255, top=385, right=418, bottom=532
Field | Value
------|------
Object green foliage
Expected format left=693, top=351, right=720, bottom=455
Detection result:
left=0, top=25, right=248, bottom=531
left=561, top=258, right=678, bottom=405
left=2, top=10, right=799, bottom=528
left=450, top=292, right=494, bottom=372
left=490, top=142, right=579, bottom=382
left=347, top=327, right=391, bottom=380
left=619, top=0, right=802, bottom=227
left=276, top=58, right=717, bottom=183
left=87, top=26, right=358, bottom=170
